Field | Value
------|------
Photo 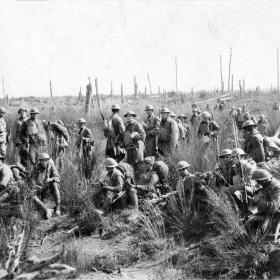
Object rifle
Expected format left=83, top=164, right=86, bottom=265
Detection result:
left=149, top=190, right=178, bottom=204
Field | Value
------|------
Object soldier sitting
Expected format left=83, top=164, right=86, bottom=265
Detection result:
left=215, top=149, right=233, bottom=187
left=137, top=156, right=169, bottom=197
left=30, top=153, right=61, bottom=219
left=99, top=158, right=138, bottom=214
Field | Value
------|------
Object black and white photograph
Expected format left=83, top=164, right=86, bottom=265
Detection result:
left=1, top=1, right=280, bottom=279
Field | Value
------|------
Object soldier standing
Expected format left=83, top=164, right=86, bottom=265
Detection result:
left=123, top=111, right=145, bottom=178
left=258, top=114, right=270, bottom=136
left=104, top=104, right=125, bottom=162
left=20, top=108, right=47, bottom=170
left=235, top=108, right=244, bottom=130
left=197, top=111, right=220, bottom=141
left=30, top=153, right=61, bottom=219
left=11, top=107, right=27, bottom=164
left=242, top=120, right=265, bottom=163
left=215, top=149, right=233, bottom=187
left=158, top=107, right=179, bottom=156
left=178, top=114, right=190, bottom=142
left=0, top=107, right=7, bottom=157
left=76, top=118, right=94, bottom=179
left=169, top=112, right=185, bottom=141
left=143, top=105, right=160, bottom=158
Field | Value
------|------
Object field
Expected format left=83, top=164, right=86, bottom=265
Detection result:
left=2, top=89, right=280, bottom=280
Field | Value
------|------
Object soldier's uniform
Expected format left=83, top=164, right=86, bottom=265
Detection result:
left=0, top=115, right=7, bottom=157
left=11, top=110, right=27, bottom=163
left=242, top=121, right=265, bottom=163
left=235, top=109, right=244, bottom=130
left=158, top=108, right=179, bottom=156
left=143, top=107, right=160, bottom=157
left=190, top=110, right=200, bottom=129
left=197, top=119, right=220, bottom=140
left=258, top=115, right=269, bottom=136
left=30, top=155, right=61, bottom=216
left=20, top=110, right=47, bottom=168
left=123, top=112, right=146, bottom=167
left=104, top=105, right=125, bottom=162
left=138, top=157, right=169, bottom=196
left=76, top=119, right=94, bottom=179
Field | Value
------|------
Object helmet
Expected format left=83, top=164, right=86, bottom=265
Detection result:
left=38, top=153, right=50, bottom=160
left=105, top=158, right=118, bottom=168
left=169, top=111, right=176, bottom=118
left=242, top=120, right=258, bottom=129
left=144, top=156, right=155, bottom=166
left=124, top=111, right=136, bottom=117
left=219, top=149, right=232, bottom=158
left=178, top=114, right=186, bottom=119
left=145, top=105, right=154, bottom=111
left=111, top=104, right=120, bottom=110
left=0, top=154, right=5, bottom=159
left=177, top=161, right=190, bottom=171
left=160, top=107, right=170, bottom=114
left=0, top=107, right=6, bottom=114
left=201, top=111, right=211, bottom=119
left=18, top=107, right=27, bottom=114
left=231, top=148, right=246, bottom=157
left=252, top=169, right=272, bottom=181
left=78, top=118, right=86, bottom=124
left=30, top=108, right=39, bottom=114
left=259, top=114, right=265, bottom=119
left=237, top=108, right=242, bottom=112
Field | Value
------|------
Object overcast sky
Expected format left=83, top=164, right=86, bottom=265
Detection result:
left=0, top=0, right=280, bottom=97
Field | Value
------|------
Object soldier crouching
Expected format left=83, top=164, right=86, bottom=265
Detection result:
left=30, top=153, right=61, bottom=219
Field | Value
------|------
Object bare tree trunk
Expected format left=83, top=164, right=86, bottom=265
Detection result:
left=78, top=86, right=82, bottom=101
left=191, top=87, right=194, bottom=97
left=85, top=77, right=92, bottom=115
left=219, top=55, right=224, bottom=93
left=231, top=74, right=234, bottom=92
left=242, top=78, right=245, bottom=93
left=121, top=84, right=124, bottom=104
left=144, top=86, right=147, bottom=96
left=239, top=79, right=242, bottom=98
left=164, top=91, right=167, bottom=104
left=277, top=47, right=279, bottom=93
left=95, top=78, right=101, bottom=108
left=110, top=81, right=113, bottom=97
left=175, top=57, right=178, bottom=94
left=134, top=77, right=138, bottom=100
left=227, top=48, right=232, bottom=92
left=147, top=73, right=152, bottom=94
left=49, top=80, right=53, bottom=98
left=2, top=76, right=5, bottom=98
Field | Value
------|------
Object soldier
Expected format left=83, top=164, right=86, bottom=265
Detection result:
left=235, top=108, right=244, bottom=130
left=20, top=108, right=48, bottom=169
left=251, top=169, right=280, bottom=214
left=242, top=105, right=247, bottom=113
left=142, top=105, right=160, bottom=157
left=99, top=158, right=138, bottom=213
left=258, top=114, right=270, bottom=136
left=104, top=104, right=125, bottom=162
left=0, top=107, right=7, bottom=157
left=215, top=149, right=233, bottom=187
left=158, top=107, right=179, bottom=156
left=229, top=107, right=237, bottom=118
left=50, top=120, right=70, bottom=170
left=243, top=112, right=257, bottom=123
left=272, top=102, right=280, bottom=111
left=123, top=111, right=145, bottom=176
left=197, top=111, right=220, bottom=141
left=191, top=102, right=197, bottom=110
left=137, top=156, right=169, bottom=196
left=30, top=153, right=61, bottom=219
left=11, top=107, right=27, bottom=164
left=178, top=114, right=190, bottom=142
left=206, top=104, right=211, bottom=111
left=177, top=161, right=207, bottom=215
left=76, top=118, right=94, bottom=179
left=169, top=112, right=185, bottom=141
left=242, top=120, right=265, bottom=163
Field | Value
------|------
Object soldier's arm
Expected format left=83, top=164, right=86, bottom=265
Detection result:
left=148, top=118, right=160, bottom=136
left=83, top=128, right=92, bottom=142
left=136, top=173, right=158, bottom=193
left=117, top=117, right=125, bottom=136
left=211, top=121, right=221, bottom=132
left=134, top=123, right=146, bottom=142
left=19, top=121, right=28, bottom=144
left=106, top=174, right=124, bottom=192
left=169, top=121, right=179, bottom=153
left=49, top=163, right=61, bottom=183
left=251, top=136, right=265, bottom=163
left=0, top=166, right=13, bottom=187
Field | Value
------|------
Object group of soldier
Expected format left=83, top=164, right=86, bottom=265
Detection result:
left=1, top=101, right=280, bottom=228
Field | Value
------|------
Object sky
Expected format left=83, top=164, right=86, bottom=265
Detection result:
left=0, top=0, right=280, bottom=97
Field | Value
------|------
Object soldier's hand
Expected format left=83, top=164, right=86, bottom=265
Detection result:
left=46, top=178, right=54, bottom=183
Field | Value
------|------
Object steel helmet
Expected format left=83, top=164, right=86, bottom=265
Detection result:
left=144, top=156, right=155, bottom=166
left=145, top=105, right=154, bottom=111
left=160, top=107, right=170, bottom=114
left=0, top=154, right=5, bottom=159
left=18, top=107, right=27, bottom=114
left=219, top=149, right=232, bottom=158
left=169, top=111, right=176, bottom=118
left=39, top=153, right=50, bottom=160
left=177, top=161, right=190, bottom=171
left=30, top=108, right=39, bottom=114
left=242, top=120, right=258, bottom=129
left=105, top=158, right=118, bottom=168
left=201, top=111, right=211, bottom=119
left=178, top=114, right=186, bottom=119
left=252, top=169, right=272, bottom=181
left=111, top=104, right=120, bottom=110
left=124, top=111, right=136, bottom=117
left=78, top=118, right=86, bottom=124
left=259, top=114, right=265, bottom=119
left=0, top=107, right=6, bottom=114
left=231, top=148, right=247, bottom=157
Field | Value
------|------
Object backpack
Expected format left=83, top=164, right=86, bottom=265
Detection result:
left=116, top=162, right=135, bottom=184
